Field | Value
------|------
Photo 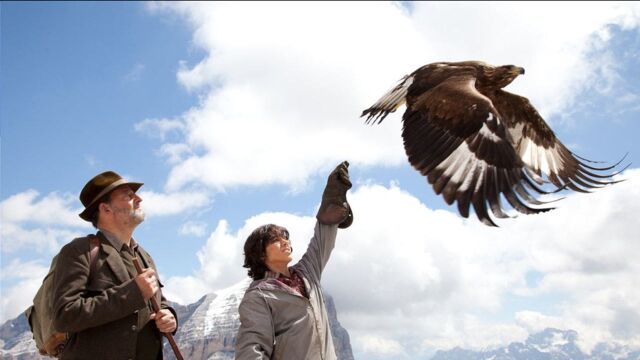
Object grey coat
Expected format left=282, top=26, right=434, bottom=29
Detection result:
left=235, top=222, right=339, bottom=360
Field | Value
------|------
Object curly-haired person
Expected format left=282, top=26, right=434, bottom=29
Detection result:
left=235, top=161, right=353, bottom=360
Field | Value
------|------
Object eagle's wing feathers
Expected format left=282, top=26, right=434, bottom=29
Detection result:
left=491, top=90, right=621, bottom=192
left=403, top=74, right=551, bottom=226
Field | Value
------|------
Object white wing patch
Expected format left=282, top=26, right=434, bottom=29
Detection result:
left=437, top=142, right=487, bottom=191
left=479, top=122, right=502, bottom=143
left=518, top=138, right=562, bottom=176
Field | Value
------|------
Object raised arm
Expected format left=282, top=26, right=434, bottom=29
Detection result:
left=316, top=161, right=353, bottom=229
left=299, top=161, right=353, bottom=278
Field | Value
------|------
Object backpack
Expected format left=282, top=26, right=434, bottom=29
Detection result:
left=25, top=235, right=100, bottom=357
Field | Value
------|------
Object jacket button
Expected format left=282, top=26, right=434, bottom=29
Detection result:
left=131, top=325, right=137, bottom=331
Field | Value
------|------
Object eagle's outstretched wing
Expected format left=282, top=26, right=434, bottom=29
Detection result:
left=490, top=90, right=627, bottom=192
left=402, top=73, right=551, bottom=226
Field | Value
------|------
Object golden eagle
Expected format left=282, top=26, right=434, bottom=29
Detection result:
left=362, top=61, right=625, bottom=226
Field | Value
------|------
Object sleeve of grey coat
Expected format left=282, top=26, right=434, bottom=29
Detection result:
left=298, top=222, right=338, bottom=280
left=235, top=291, right=274, bottom=360
left=52, top=241, right=146, bottom=333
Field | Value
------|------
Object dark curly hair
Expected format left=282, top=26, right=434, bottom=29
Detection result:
left=243, top=224, right=290, bottom=280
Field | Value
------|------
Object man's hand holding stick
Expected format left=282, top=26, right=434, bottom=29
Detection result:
left=132, top=258, right=184, bottom=360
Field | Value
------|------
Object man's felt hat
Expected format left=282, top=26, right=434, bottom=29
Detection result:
left=79, top=171, right=143, bottom=221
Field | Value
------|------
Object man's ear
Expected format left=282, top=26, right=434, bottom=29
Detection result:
left=99, top=202, right=111, bottom=215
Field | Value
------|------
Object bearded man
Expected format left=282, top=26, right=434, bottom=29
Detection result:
left=52, top=171, right=177, bottom=359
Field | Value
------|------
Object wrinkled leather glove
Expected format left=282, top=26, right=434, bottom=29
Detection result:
left=316, top=161, right=353, bottom=228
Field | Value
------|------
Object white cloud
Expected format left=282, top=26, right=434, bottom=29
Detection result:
left=179, top=221, right=208, bottom=237
left=0, top=190, right=84, bottom=227
left=144, top=2, right=640, bottom=195
left=357, top=335, right=406, bottom=357
left=0, top=190, right=89, bottom=254
left=135, top=117, right=185, bottom=141
left=138, top=189, right=211, bottom=217
left=163, top=168, right=640, bottom=355
left=158, top=143, right=193, bottom=164
left=162, top=275, right=210, bottom=306
left=0, top=259, right=50, bottom=323
left=515, top=311, right=565, bottom=334
left=1, top=223, right=83, bottom=255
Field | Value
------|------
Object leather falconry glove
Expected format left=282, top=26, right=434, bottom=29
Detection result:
left=316, top=161, right=353, bottom=228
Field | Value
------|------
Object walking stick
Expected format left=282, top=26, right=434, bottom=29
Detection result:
left=132, top=258, right=184, bottom=360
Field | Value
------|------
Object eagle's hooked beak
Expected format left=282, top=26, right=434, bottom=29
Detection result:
left=516, top=67, right=525, bottom=75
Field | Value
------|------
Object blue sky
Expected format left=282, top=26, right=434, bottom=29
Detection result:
left=2, top=2, right=640, bottom=358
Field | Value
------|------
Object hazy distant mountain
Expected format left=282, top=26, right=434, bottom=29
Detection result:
left=432, top=328, right=640, bottom=360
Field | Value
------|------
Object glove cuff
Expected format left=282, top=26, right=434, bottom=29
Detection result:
left=316, top=200, right=353, bottom=228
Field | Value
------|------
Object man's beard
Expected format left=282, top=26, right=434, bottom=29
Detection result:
left=130, top=208, right=145, bottom=225
left=113, top=206, right=145, bottom=225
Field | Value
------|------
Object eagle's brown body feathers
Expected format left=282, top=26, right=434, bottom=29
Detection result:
left=362, top=61, right=624, bottom=226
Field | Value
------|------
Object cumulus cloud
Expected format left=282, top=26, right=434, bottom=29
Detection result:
left=134, top=117, right=185, bottom=141
left=357, top=335, right=406, bottom=357
left=1, top=190, right=84, bottom=227
left=163, top=169, right=640, bottom=355
left=0, top=190, right=89, bottom=254
left=162, top=275, right=210, bottom=306
left=179, top=220, right=208, bottom=237
left=0, top=259, right=50, bottom=323
left=143, top=2, right=640, bottom=195
left=137, top=190, right=211, bottom=217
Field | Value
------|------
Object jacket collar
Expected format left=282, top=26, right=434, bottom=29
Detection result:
left=263, top=269, right=287, bottom=279
left=95, top=231, right=147, bottom=284
left=250, top=266, right=309, bottom=299
left=98, top=229, right=138, bottom=252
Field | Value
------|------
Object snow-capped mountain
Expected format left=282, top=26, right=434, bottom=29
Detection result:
left=0, top=279, right=353, bottom=360
left=432, top=328, right=640, bottom=360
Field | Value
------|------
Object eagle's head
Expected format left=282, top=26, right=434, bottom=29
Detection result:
left=479, top=64, right=525, bottom=89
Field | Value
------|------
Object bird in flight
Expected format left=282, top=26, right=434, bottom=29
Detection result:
left=361, top=61, right=626, bottom=226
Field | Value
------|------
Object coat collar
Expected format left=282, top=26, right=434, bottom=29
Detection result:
left=250, top=266, right=310, bottom=299
left=98, top=229, right=139, bottom=252
left=95, top=231, right=148, bottom=284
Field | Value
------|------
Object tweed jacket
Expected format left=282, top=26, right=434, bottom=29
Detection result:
left=235, top=222, right=339, bottom=360
left=52, top=232, right=175, bottom=360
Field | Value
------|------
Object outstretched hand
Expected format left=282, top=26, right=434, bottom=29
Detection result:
left=317, top=161, right=354, bottom=228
